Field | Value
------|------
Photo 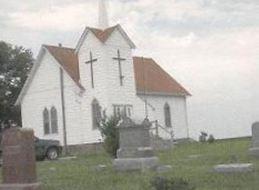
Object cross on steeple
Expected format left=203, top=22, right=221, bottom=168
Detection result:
left=113, top=50, right=126, bottom=86
left=85, top=52, right=98, bottom=88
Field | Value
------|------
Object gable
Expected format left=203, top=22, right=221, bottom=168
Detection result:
left=44, top=45, right=83, bottom=89
left=75, top=24, right=136, bottom=53
left=105, top=28, right=132, bottom=48
left=24, top=50, right=61, bottom=95
left=15, top=46, right=84, bottom=105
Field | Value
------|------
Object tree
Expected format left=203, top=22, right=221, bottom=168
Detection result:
left=99, top=116, right=120, bottom=157
left=0, top=41, right=33, bottom=127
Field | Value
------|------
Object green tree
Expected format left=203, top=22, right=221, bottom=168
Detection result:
left=0, top=41, right=33, bottom=127
left=99, top=116, right=120, bottom=158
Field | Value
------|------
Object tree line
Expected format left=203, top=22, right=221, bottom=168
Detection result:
left=0, top=41, right=33, bottom=128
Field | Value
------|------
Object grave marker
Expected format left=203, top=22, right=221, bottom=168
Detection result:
left=0, top=128, right=41, bottom=190
left=113, top=118, right=159, bottom=171
left=249, top=122, right=259, bottom=157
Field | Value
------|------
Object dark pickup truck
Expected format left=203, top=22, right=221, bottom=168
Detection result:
left=0, top=135, right=62, bottom=160
left=34, top=137, right=62, bottom=160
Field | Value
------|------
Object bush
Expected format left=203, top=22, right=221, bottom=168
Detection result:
left=151, top=176, right=195, bottom=190
left=207, top=135, right=215, bottom=143
left=199, top=131, right=208, bottom=143
left=99, top=116, right=120, bottom=158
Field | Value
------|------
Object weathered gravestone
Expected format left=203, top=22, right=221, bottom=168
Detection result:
left=0, top=128, right=41, bottom=190
left=213, top=163, right=254, bottom=173
left=249, top=122, right=259, bottom=157
left=113, top=118, right=159, bottom=171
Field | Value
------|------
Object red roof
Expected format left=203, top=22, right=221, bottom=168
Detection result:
left=44, top=45, right=84, bottom=89
left=133, top=57, right=190, bottom=96
left=45, top=45, right=190, bottom=96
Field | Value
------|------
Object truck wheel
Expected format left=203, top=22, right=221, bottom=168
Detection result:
left=47, top=147, right=59, bottom=160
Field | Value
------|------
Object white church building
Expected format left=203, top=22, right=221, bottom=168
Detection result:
left=16, top=0, right=190, bottom=151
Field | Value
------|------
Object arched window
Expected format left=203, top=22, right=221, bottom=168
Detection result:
left=51, top=107, right=58, bottom=134
left=164, top=103, right=172, bottom=128
left=92, top=99, right=102, bottom=129
left=43, top=108, right=50, bottom=134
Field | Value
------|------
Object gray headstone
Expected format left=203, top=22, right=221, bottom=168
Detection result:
left=113, top=157, right=159, bottom=172
left=59, top=156, right=77, bottom=161
left=156, top=165, right=172, bottom=173
left=113, top=118, right=159, bottom=171
left=249, top=122, right=259, bottom=157
left=94, top=164, right=107, bottom=172
left=251, top=122, right=259, bottom=147
left=213, top=163, right=253, bottom=173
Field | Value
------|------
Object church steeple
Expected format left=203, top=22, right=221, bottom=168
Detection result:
left=98, top=0, right=109, bottom=30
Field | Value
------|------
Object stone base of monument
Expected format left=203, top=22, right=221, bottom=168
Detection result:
left=0, top=183, right=41, bottom=190
left=113, top=157, right=159, bottom=172
left=213, top=163, right=254, bottom=173
left=117, top=147, right=155, bottom=158
left=249, top=147, right=259, bottom=157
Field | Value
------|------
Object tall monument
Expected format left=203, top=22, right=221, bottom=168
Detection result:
left=98, top=0, right=109, bottom=29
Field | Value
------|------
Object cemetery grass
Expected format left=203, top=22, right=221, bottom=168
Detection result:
left=7, top=138, right=259, bottom=190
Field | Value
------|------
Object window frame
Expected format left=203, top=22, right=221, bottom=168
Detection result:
left=50, top=106, right=58, bottom=134
left=43, top=108, right=50, bottom=135
left=164, top=102, right=172, bottom=128
left=113, top=104, right=133, bottom=118
left=92, top=99, right=101, bottom=130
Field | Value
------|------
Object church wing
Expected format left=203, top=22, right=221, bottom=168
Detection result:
left=43, top=45, right=84, bottom=90
left=15, top=45, right=84, bottom=105
left=133, top=57, right=191, bottom=96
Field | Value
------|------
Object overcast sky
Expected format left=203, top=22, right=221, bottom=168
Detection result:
left=0, top=0, right=258, bottom=139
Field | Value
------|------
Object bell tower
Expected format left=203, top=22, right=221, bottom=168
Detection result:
left=98, top=0, right=109, bottom=29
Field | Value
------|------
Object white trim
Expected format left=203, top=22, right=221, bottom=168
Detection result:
left=15, top=46, right=46, bottom=106
left=75, top=29, right=90, bottom=53
left=116, top=25, right=136, bottom=49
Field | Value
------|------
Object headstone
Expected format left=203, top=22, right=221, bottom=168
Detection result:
left=213, top=163, right=254, bottom=173
left=59, top=156, right=77, bottom=161
left=113, top=118, right=159, bottom=171
left=249, top=122, right=259, bottom=157
left=0, top=128, right=41, bottom=190
left=156, top=165, right=172, bottom=173
left=93, top=164, right=107, bottom=172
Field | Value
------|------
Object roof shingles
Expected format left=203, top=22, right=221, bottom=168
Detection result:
left=133, top=57, right=190, bottom=96
left=44, top=45, right=84, bottom=89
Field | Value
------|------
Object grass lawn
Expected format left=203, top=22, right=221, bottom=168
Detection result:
left=34, top=138, right=259, bottom=189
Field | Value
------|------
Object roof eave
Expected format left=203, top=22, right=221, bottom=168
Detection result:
left=75, top=28, right=90, bottom=53
left=44, top=46, right=85, bottom=91
left=15, top=46, right=46, bottom=106
left=136, top=90, right=190, bottom=97
left=115, top=24, right=136, bottom=49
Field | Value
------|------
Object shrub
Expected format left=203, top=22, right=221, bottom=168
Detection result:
left=207, top=135, right=215, bottom=143
left=151, top=176, right=195, bottom=190
left=99, top=116, right=120, bottom=158
left=199, top=131, right=208, bottom=143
